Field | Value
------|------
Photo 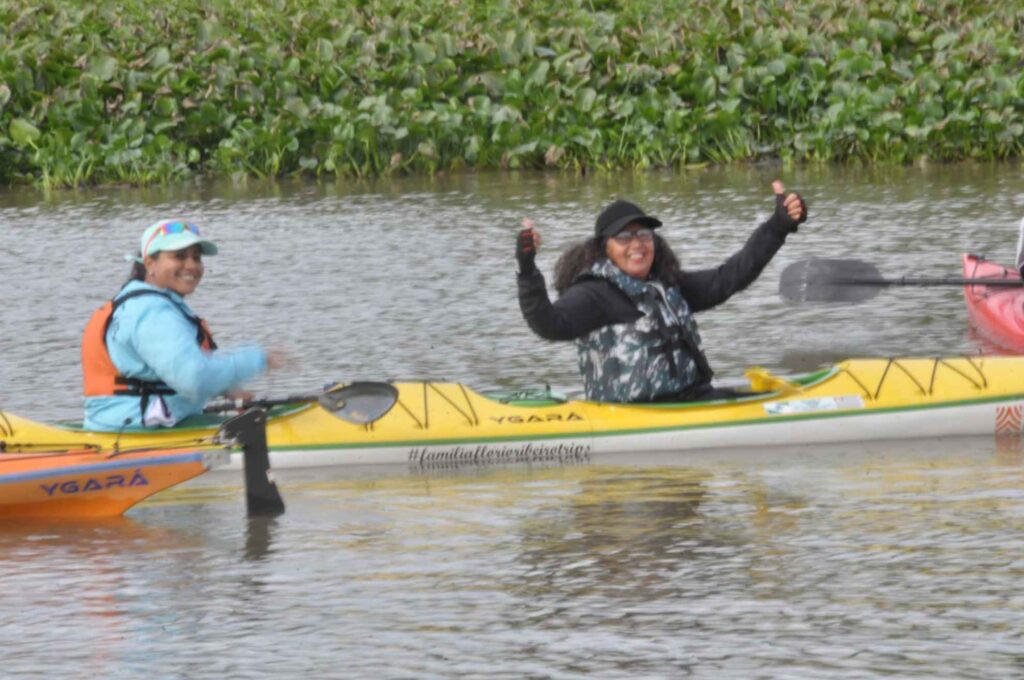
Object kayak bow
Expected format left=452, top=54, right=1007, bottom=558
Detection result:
left=0, top=445, right=228, bottom=519
left=962, top=253, right=1024, bottom=353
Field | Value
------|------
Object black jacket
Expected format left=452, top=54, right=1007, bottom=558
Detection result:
left=518, top=214, right=794, bottom=341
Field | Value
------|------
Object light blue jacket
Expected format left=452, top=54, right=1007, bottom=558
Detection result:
left=83, top=280, right=267, bottom=431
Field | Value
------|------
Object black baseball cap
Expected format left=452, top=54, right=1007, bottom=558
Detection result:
left=594, top=200, right=662, bottom=239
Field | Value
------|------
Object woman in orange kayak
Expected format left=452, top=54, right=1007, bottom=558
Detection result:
left=82, top=219, right=283, bottom=431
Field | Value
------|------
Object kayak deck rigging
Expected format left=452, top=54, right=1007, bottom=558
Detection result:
left=377, top=357, right=993, bottom=433
left=847, top=356, right=987, bottom=399
left=387, top=382, right=482, bottom=430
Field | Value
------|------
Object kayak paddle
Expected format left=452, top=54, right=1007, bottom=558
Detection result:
left=779, top=258, right=1024, bottom=303
left=206, top=381, right=399, bottom=424
left=218, top=407, right=285, bottom=516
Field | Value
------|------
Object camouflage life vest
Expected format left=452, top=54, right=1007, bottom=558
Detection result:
left=574, top=259, right=711, bottom=402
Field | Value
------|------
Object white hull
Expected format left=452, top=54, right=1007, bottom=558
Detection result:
left=220, top=399, right=1020, bottom=470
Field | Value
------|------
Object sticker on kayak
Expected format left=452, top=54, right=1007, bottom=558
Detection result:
left=995, top=404, right=1023, bottom=434
left=408, top=442, right=591, bottom=466
left=763, top=395, right=865, bottom=416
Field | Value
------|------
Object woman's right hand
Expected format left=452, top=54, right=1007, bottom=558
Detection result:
left=516, top=218, right=542, bottom=275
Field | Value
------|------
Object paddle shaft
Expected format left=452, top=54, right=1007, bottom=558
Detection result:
left=205, top=382, right=399, bottom=425
left=837, top=277, right=1024, bottom=288
left=205, top=395, right=320, bottom=413
left=779, top=257, right=1024, bottom=303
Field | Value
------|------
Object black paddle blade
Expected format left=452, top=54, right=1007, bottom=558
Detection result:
left=318, top=382, right=399, bottom=424
left=779, top=258, right=884, bottom=303
left=218, top=408, right=285, bottom=517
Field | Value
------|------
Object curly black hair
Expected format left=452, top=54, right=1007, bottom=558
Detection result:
left=553, top=233, right=683, bottom=295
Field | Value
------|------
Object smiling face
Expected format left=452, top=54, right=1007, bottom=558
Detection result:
left=604, top=224, right=655, bottom=279
left=145, top=245, right=204, bottom=296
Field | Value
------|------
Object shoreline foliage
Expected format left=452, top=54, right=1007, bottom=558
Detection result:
left=1, top=0, right=1022, bottom=187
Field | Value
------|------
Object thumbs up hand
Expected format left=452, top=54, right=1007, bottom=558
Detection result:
left=772, top=180, right=807, bottom=231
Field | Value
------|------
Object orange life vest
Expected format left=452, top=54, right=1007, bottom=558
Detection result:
left=82, top=289, right=217, bottom=398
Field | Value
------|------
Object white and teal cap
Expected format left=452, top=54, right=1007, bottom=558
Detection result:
left=138, top=219, right=219, bottom=259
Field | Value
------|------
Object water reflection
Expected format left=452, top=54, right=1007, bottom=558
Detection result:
left=0, top=514, right=201, bottom=559
left=243, top=516, right=278, bottom=562
left=1, top=440, right=1022, bottom=676
left=515, top=468, right=713, bottom=590
left=0, top=514, right=206, bottom=658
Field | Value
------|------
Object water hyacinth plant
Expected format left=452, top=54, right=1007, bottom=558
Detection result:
left=1, top=0, right=1021, bottom=187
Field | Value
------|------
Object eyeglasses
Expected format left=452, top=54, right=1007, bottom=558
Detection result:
left=611, top=228, right=654, bottom=244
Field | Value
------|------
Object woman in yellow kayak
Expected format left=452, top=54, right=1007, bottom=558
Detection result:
left=82, top=219, right=283, bottom=431
left=516, top=181, right=807, bottom=403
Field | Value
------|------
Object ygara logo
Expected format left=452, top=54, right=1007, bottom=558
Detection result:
left=40, top=469, right=150, bottom=497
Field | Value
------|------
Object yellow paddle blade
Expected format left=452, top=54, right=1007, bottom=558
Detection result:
left=744, top=366, right=803, bottom=394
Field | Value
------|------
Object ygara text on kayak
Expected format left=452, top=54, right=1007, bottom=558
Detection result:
left=41, top=469, right=150, bottom=497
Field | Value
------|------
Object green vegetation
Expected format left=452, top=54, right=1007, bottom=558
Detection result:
left=1, top=0, right=1021, bottom=187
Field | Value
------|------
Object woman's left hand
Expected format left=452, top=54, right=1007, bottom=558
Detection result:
left=772, top=180, right=808, bottom=229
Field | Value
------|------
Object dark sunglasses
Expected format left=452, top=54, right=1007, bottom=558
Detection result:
left=611, top=228, right=654, bottom=244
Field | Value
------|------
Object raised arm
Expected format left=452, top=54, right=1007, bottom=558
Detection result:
left=516, top=219, right=627, bottom=340
left=677, top=180, right=807, bottom=312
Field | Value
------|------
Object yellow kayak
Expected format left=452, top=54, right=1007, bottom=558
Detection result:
left=3, top=356, right=1023, bottom=469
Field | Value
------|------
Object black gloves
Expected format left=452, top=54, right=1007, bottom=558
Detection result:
left=516, top=228, right=537, bottom=276
left=773, top=192, right=808, bottom=233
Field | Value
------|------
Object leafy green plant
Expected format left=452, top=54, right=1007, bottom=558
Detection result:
left=1, top=0, right=1021, bottom=187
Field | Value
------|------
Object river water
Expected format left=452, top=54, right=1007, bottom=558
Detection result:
left=1, top=164, right=1023, bottom=677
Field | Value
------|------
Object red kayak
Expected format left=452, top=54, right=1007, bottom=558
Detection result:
left=962, top=253, right=1024, bottom=352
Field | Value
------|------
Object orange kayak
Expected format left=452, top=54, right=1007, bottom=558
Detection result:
left=0, top=445, right=227, bottom=520
left=962, top=254, right=1024, bottom=352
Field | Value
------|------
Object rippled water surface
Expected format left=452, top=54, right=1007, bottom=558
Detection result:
left=2, top=164, right=1024, bottom=677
